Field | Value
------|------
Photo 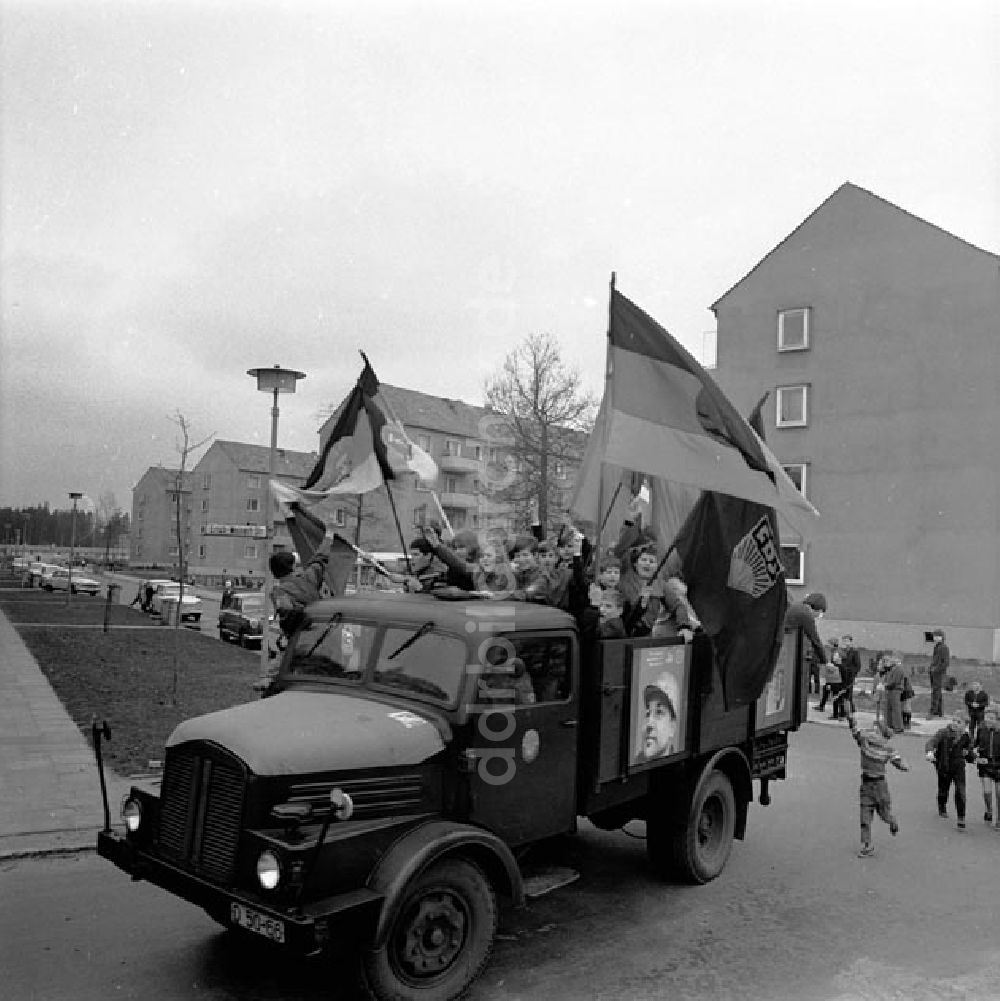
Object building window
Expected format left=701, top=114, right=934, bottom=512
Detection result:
left=246, top=497, right=260, bottom=513
left=417, top=434, right=431, bottom=452
left=473, top=445, right=482, bottom=461
left=168, top=545, right=179, bottom=557
left=334, top=507, right=346, bottom=527
left=202, top=474, right=211, bottom=489
left=244, top=542, right=258, bottom=560
left=488, top=446, right=498, bottom=463
left=444, top=439, right=461, bottom=456
left=413, top=504, right=427, bottom=527
left=777, top=308, right=810, bottom=351
left=780, top=545, right=804, bottom=585
left=201, top=498, right=209, bottom=512
left=445, top=476, right=459, bottom=494
left=776, top=385, right=809, bottom=428
left=781, top=463, right=808, bottom=498
left=247, top=474, right=261, bottom=489
left=198, top=544, right=206, bottom=559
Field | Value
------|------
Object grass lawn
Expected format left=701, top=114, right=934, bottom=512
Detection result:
left=1, top=589, right=262, bottom=775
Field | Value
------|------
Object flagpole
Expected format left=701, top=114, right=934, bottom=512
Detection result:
left=592, top=272, right=616, bottom=572
left=384, top=480, right=413, bottom=574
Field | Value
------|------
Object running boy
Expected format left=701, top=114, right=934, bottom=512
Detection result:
left=848, top=712, right=910, bottom=857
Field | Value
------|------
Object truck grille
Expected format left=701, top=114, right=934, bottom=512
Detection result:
left=287, top=773, right=425, bottom=818
left=158, top=745, right=246, bottom=883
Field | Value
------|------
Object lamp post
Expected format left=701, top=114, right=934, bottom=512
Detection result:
left=68, top=492, right=83, bottom=605
left=248, top=365, right=306, bottom=677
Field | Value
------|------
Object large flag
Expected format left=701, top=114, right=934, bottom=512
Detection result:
left=569, top=284, right=809, bottom=708
left=275, top=355, right=438, bottom=506
left=673, top=493, right=787, bottom=708
left=571, top=290, right=818, bottom=535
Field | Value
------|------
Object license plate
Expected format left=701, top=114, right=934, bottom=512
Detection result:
left=230, top=902, right=285, bottom=943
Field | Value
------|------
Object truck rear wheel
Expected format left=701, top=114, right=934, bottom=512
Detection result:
left=361, top=856, right=497, bottom=1001
left=672, top=770, right=735, bottom=884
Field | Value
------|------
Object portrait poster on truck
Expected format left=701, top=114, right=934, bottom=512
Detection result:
left=629, top=643, right=689, bottom=766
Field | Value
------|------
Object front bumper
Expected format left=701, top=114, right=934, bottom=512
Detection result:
left=98, top=829, right=383, bottom=954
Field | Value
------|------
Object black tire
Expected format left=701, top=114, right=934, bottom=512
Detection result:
left=70, top=585, right=77, bottom=595
left=360, top=857, right=497, bottom=1001
left=671, top=770, right=735, bottom=884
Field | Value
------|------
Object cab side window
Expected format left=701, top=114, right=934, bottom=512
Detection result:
left=476, top=635, right=572, bottom=706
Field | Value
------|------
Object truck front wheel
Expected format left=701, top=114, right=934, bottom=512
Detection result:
left=672, top=770, right=735, bottom=884
left=361, top=857, right=497, bottom=1001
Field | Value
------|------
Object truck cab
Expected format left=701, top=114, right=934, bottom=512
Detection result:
left=97, top=589, right=804, bottom=1001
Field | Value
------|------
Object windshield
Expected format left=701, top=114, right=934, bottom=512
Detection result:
left=238, top=597, right=265, bottom=613
left=285, top=617, right=466, bottom=706
left=287, top=620, right=372, bottom=682
left=372, top=626, right=465, bottom=705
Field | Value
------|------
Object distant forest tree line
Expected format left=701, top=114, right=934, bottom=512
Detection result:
left=0, top=501, right=130, bottom=552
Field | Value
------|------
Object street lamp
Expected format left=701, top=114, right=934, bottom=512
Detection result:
left=68, top=492, right=83, bottom=605
left=248, top=364, right=306, bottom=677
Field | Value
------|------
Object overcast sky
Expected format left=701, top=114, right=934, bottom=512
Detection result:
left=1, top=0, right=997, bottom=514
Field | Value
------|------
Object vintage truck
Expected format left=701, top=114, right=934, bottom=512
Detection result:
left=96, top=588, right=805, bottom=1001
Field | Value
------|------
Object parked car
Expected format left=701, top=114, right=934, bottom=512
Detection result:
left=44, top=568, right=102, bottom=596
left=28, top=562, right=63, bottom=588
left=149, top=582, right=203, bottom=622
left=135, top=579, right=173, bottom=612
left=218, top=592, right=266, bottom=648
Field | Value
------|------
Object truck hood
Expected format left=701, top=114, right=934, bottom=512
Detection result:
left=166, top=691, right=448, bottom=775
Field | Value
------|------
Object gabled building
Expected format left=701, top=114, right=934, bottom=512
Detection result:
left=130, top=466, right=192, bottom=569
left=711, top=182, right=1000, bottom=659
left=186, top=440, right=317, bottom=587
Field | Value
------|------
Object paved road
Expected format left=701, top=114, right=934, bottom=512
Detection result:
left=2, top=724, right=999, bottom=1001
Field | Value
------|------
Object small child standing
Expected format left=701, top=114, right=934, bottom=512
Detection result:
left=848, top=712, right=909, bottom=856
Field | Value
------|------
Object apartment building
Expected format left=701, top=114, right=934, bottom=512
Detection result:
left=710, top=182, right=1000, bottom=659
left=130, top=466, right=192, bottom=568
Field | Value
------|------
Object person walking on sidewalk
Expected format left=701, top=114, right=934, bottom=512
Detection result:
left=972, top=704, right=1000, bottom=828
left=833, top=634, right=860, bottom=719
left=817, top=638, right=843, bottom=714
left=882, top=653, right=906, bottom=734
left=927, top=629, right=950, bottom=718
left=964, top=680, right=989, bottom=742
left=925, top=717, right=975, bottom=829
left=848, top=712, right=909, bottom=857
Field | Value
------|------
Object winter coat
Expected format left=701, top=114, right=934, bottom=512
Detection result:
left=925, top=724, right=974, bottom=775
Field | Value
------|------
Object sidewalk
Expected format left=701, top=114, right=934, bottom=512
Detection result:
left=806, top=698, right=945, bottom=739
left=0, top=607, right=153, bottom=859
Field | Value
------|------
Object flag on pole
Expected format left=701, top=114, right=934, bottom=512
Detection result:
left=274, top=355, right=438, bottom=507
left=673, top=493, right=787, bottom=708
left=571, top=290, right=818, bottom=535
left=569, top=283, right=809, bottom=708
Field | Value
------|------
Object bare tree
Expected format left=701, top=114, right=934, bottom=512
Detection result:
left=167, top=412, right=214, bottom=704
left=483, top=333, right=597, bottom=531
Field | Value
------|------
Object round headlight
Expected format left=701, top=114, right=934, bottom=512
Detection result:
left=122, top=797, right=142, bottom=833
left=256, top=850, right=282, bottom=891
